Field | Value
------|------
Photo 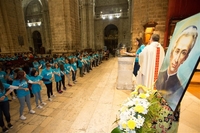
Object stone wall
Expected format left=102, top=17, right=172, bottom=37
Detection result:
left=131, top=0, right=168, bottom=48
left=94, top=17, right=130, bottom=50
left=0, top=0, right=29, bottom=53
left=94, top=0, right=130, bottom=50
left=0, top=0, right=168, bottom=54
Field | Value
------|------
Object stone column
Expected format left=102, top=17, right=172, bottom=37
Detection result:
left=74, top=0, right=81, bottom=50
left=130, top=0, right=137, bottom=52
left=87, top=0, right=95, bottom=49
left=0, top=0, right=28, bottom=53
left=64, top=0, right=72, bottom=50
left=48, top=0, right=68, bottom=53
left=80, top=0, right=87, bottom=50
left=0, top=0, right=12, bottom=53
left=42, top=9, right=52, bottom=53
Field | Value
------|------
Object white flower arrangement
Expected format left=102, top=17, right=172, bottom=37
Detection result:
left=112, top=85, right=161, bottom=133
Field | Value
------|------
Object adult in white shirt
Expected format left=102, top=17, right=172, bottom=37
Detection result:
left=136, top=34, right=165, bottom=88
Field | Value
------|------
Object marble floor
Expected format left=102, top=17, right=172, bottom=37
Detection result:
left=3, top=57, right=200, bottom=133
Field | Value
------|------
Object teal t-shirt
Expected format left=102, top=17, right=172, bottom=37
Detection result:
left=135, top=44, right=145, bottom=62
left=64, top=63, right=71, bottom=74
left=53, top=68, right=62, bottom=82
left=41, top=68, right=53, bottom=84
left=12, top=79, right=30, bottom=98
left=0, top=83, right=10, bottom=102
left=29, top=75, right=42, bottom=94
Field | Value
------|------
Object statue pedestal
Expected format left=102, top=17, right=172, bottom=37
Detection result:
left=117, top=57, right=135, bottom=90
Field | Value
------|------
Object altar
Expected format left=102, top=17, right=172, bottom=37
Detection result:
left=116, top=56, right=135, bottom=90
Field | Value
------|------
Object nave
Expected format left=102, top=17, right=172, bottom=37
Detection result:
left=3, top=57, right=200, bottom=133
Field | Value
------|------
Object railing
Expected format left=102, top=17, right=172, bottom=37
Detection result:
left=95, top=12, right=129, bottom=20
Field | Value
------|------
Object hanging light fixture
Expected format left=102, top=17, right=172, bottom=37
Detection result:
left=27, top=19, right=42, bottom=27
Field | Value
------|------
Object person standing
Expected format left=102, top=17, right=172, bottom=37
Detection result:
left=136, top=34, right=165, bottom=88
left=12, top=70, right=36, bottom=120
left=41, top=63, right=55, bottom=101
left=59, top=64, right=66, bottom=90
left=32, top=59, right=42, bottom=72
left=125, top=38, right=145, bottom=76
left=39, top=57, right=46, bottom=69
left=53, top=63, right=63, bottom=93
left=77, top=56, right=84, bottom=77
left=5, top=67, right=16, bottom=100
left=0, top=81, right=21, bottom=132
left=71, top=57, right=78, bottom=84
left=29, top=69, right=46, bottom=109
left=64, top=58, right=72, bottom=86
left=0, top=66, right=6, bottom=83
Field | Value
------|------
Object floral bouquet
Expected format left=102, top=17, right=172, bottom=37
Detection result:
left=111, top=85, right=162, bottom=133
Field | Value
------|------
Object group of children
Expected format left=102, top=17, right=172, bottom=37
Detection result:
left=0, top=58, right=77, bottom=132
left=0, top=50, right=105, bottom=132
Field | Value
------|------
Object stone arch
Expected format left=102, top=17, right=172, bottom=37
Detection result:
left=32, top=31, right=42, bottom=54
left=104, top=24, right=118, bottom=56
left=22, top=0, right=51, bottom=54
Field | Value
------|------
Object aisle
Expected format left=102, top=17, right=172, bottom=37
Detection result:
left=187, top=71, right=200, bottom=99
left=8, top=57, right=131, bottom=133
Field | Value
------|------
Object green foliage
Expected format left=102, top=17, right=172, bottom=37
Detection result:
left=111, top=127, right=123, bottom=133
left=111, top=86, right=164, bottom=133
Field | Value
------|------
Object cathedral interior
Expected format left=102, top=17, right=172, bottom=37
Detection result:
left=0, top=0, right=200, bottom=133
left=0, top=0, right=200, bottom=55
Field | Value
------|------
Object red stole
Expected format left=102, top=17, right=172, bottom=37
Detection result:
left=154, top=47, right=160, bottom=82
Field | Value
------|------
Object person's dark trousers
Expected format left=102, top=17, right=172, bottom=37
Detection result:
left=133, top=62, right=140, bottom=76
left=84, top=64, right=89, bottom=73
left=87, top=64, right=90, bottom=72
left=61, top=75, right=66, bottom=88
left=86, top=64, right=89, bottom=72
left=83, top=64, right=87, bottom=73
left=56, top=81, right=61, bottom=92
left=28, top=83, right=34, bottom=97
left=96, top=59, right=99, bottom=66
left=92, top=59, right=96, bottom=67
left=72, top=70, right=77, bottom=81
left=0, top=101, right=10, bottom=127
left=45, top=82, right=53, bottom=98
left=79, top=67, right=83, bottom=77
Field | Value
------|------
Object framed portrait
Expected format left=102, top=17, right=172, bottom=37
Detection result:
left=155, top=13, right=200, bottom=111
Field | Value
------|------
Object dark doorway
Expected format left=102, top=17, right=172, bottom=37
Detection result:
left=104, top=24, right=118, bottom=56
left=32, top=31, right=42, bottom=54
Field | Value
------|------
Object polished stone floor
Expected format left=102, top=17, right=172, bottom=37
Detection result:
left=3, top=57, right=200, bottom=133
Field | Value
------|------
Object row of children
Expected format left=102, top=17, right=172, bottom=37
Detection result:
left=0, top=51, right=105, bottom=133
left=0, top=56, right=78, bottom=133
